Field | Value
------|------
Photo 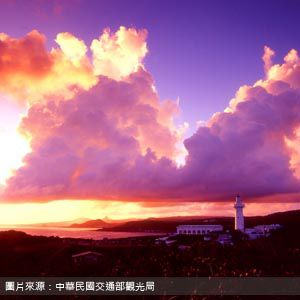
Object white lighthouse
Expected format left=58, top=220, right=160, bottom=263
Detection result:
left=234, top=194, right=245, bottom=231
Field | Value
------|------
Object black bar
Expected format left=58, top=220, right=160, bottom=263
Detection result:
left=1, top=277, right=300, bottom=295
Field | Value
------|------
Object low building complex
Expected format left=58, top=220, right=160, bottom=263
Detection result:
left=176, top=224, right=223, bottom=235
left=174, top=195, right=282, bottom=243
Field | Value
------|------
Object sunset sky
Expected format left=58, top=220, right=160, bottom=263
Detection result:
left=0, top=0, right=300, bottom=225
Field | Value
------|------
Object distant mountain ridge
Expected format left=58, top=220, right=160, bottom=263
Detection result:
left=97, top=217, right=233, bottom=232
left=69, top=219, right=112, bottom=228
left=68, top=215, right=213, bottom=229
left=96, top=209, right=300, bottom=232
left=7, top=209, right=299, bottom=231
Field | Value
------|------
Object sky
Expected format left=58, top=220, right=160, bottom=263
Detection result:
left=0, top=0, right=300, bottom=224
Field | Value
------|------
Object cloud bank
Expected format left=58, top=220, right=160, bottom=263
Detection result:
left=1, top=28, right=300, bottom=203
left=0, top=30, right=96, bottom=105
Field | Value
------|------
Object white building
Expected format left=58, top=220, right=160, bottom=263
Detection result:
left=245, top=224, right=282, bottom=240
left=174, top=195, right=281, bottom=242
left=254, top=224, right=282, bottom=233
left=234, top=194, right=245, bottom=231
left=176, top=224, right=223, bottom=235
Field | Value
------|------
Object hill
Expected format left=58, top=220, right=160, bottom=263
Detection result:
left=68, top=215, right=211, bottom=229
left=97, top=209, right=300, bottom=232
left=97, top=217, right=233, bottom=232
left=246, top=209, right=300, bottom=227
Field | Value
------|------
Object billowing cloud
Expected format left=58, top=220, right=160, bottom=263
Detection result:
left=0, top=30, right=96, bottom=105
left=182, top=88, right=300, bottom=201
left=91, top=26, right=148, bottom=80
left=179, top=47, right=300, bottom=201
left=1, top=27, right=300, bottom=204
left=262, top=45, right=275, bottom=74
left=3, top=68, right=183, bottom=201
left=0, top=27, right=150, bottom=105
left=55, top=32, right=88, bottom=66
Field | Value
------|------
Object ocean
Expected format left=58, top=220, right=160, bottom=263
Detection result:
left=0, top=226, right=165, bottom=240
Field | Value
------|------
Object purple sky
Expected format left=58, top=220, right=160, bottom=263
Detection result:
left=2, top=0, right=300, bottom=133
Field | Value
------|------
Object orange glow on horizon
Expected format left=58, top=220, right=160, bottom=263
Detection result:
left=0, top=200, right=298, bottom=226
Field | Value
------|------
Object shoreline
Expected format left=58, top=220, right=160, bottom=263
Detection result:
left=0, top=227, right=167, bottom=241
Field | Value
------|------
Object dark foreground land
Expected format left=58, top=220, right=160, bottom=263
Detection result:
left=0, top=229, right=299, bottom=300
left=0, top=226, right=299, bottom=277
left=1, top=210, right=300, bottom=277
left=0, top=211, right=300, bottom=299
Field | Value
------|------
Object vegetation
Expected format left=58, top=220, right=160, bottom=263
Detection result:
left=0, top=210, right=300, bottom=299
left=0, top=224, right=299, bottom=278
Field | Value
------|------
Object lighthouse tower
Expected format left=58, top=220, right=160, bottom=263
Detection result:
left=234, top=194, right=245, bottom=231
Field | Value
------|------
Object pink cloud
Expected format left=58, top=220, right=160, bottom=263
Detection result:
left=91, top=26, right=148, bottom=80
left=182, top=88, right=300, bottom=200
left=0, top=26, right=149, bottom=106
left=262, top=46, right=275, bottom=74
left=1, top=29, right=300, bottom=204
left=0, top=30, right=96, bottom=105
left=4, top=68, right=181, bottom=201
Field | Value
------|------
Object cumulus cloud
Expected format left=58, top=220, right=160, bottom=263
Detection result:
left=262, top=45, right=275, bottom=74
left=182, top=88, right=300, bottom=201
left=3, top=68, right=183, bottom=201
left=179, top=47, right=300, bottom=201
left=0, top=26, right=148, bottom=106
left=0, top=30, right=96, bottom=105
left=55, top=32, right=88, bottom=66
left=91, top=26, right=148, bottom=80
left=1, top=27, right=300, bottom=204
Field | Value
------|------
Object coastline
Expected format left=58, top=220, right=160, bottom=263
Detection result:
left=0, top=226, right=167, bottom=240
